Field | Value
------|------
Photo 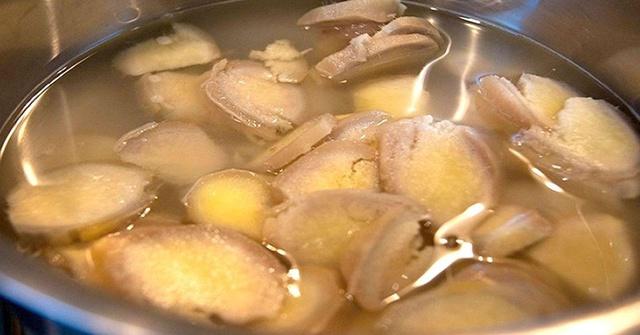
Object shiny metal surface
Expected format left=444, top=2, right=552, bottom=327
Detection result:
left=0, top=0, right=639, bottom=334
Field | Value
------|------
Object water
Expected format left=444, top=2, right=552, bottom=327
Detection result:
left=0, top=0, right=638, bottom=333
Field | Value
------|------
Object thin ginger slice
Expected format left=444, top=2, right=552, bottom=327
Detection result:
left=527, top=212, right=637, bottom=301
left=258, top=266, right=345, bottom=334
left=472, top=205, right=553, bottom=257
left=249, top=39, right=310, bottom=83
left=184, top=169, right=275, bottom=240
left=352, top=75, right=429, bottom=118
left=92, top=225, right=288, bottom=324
left=273, top=140, right=378, bottom=198
left=113, top=23, right=221, bottom=76
left=378, top=116, right=498, bottom=224
left=515, top=97, right=640, bottom=198
left=330, top=110, right=390, bottom=143
left=115, top=121, right=228, bottom=185
left=250, top=113, right=337, bottom=173
left=7, top=163, right=155, bottom=244
left=297, top=0, right=405, bottom=27
left=263, top=190, right=425, bottom=267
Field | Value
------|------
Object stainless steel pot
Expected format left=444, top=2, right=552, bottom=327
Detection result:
left=0, top=0, right=639, bottom=334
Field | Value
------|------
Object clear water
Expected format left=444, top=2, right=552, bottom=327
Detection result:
left=0, top=0, right=638, bottom=333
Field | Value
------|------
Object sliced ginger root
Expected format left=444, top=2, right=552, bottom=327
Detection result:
left=249, top=39, right=310, bottom=83
left=352, top=75, right=429, bottom=118
left=113, top=23, right=221, bottom=76
left=184, top=169, right=275, bottom=240
left=472, top=205, right=553, bottom=257
left=92, top=225, right=288, bottom=324
left=527, top=212, right=637, bottom=301
left=273, top=140, right=379, bottom=199
left=258, top=266, right=345, bottom=334
left=515, top=97, right=640, bottom=198
left=476, top=73, right=580, bottom=130
left=263, top=190, right=425, bottom=267
left=378, top=116, right=498, bottom=224
left=330, top=110, right=390, bottom=143
left=7, top=163, right=155, bottom=245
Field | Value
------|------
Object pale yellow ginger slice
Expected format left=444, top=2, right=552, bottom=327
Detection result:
left=352, top=75, right=429, bottom=118
left=373, top=16, right=444, bottom=46
left=517, top=73, right=581, bottom=126
left=315, top=33, right=439, bottom=82
left=472, top=205, right=553, bottom=257
left=330, top=110, right=390, bottom=143
left=263, top=190, right=425, bottom=267
left=113, top=23, right=221, bottom=76
left=527, top=212, right=637, bottom=301
left=115, top=121, right=228, bottom=185
left=43, top=243, right=98, bottom=282
left=250, top=114, right=337, bottom=172
left=377, top=262, right=570, bottom=335
left=342, top=207, right=433, bottom=311
left=378, top=116, right=498, bottom=224
left=92, top=225, right=287, bottom=324
left=184, top=169, right=275, bottom=240
left=258, top=266, right=345, bottom=334
left=137, top=70, right=234, bottom=130
left=204, top=59, right=307, bottom=141
left=7, top=163, right=155, bottom=244
left=515, top=97, right=640, bottom=198
left=477, top=74, right=580, bottom=129
left=249, top=40, right=310, bottom=83
left=273, top=140, right=378, bottom=198
left=297, top=0, right=406, bottom=27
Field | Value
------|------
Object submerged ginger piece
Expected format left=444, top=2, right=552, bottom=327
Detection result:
left=137, top=70, right=235, bottom=131
left=92, top=225, right=287, bottom=324
left=527, top=212, right=637, bottom=301
left=476, top=73, right=580, bottom=129
left=115, top=121, right=228, bottom=185
left=204, top=59, right=307, bottom=141
left=258, top=266, right=345, bottom=334
left=184, top=169, right=275, bottom=240
left=113, top=23, right=221, bottom=76
left=273, top=140, right=378, bottom=198
left=352, top=75, right=429, bottom=118
left=8, top=163, right=155, bottom=244
left=472, top=205, right=553, bottom=257
left=373, top=16, right=444, bottom=46
left=263, top=189, right=425, bottom=267
left=249, top=40, right=309, bottom=83
left=330, top=110, right=390, bottom=143
left=377, top=262, right=570, bottom=335
left=297, top=0, right=405, bottom=27
left=378, top=116, right=498, bottom=223
left=514, top=97, right=640, bottom=198
left=250, top=113, right=337, bottom=172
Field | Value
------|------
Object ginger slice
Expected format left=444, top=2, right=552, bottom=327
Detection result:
left=250, top=113, right=337, bottom=173
left=342, top=207, right=433, bottom=311
left=297, top=0, right=406, bottom=27
left=184, top=169, right=275, bottom=240
left=330, top=110, right=390, bottom=143
left=377, top=262, right=569, bottom=335
left=115, top=121, right=228, bottom=185
left=315, top=33, right=439, bottom=82
left=249, top=40, right=310, bottom=83
left=472, top=205, right=553, bottom=257
left=204, top=59, right=307, bottom=141
left=258, top=266, right=345, bottom=334
left=515, top=97, right=640, bottom=198
left=273, top=140, right=378, bottom=198
left=374, top=16, right=444, bottom=46
left=263, top=190, right=425, bottom=267
left=527, top=212, right=637, bottom=301
left=7, top=163, right=155, bottom=244
left=113, top=23, right=221, bottom=76
left=352, top=75, right=429, bottom=118
left=92, top=225, right=287, bottom=324
left=476, top=74, right=580, bottom=129
left=378, top=116, right=498, bottom=224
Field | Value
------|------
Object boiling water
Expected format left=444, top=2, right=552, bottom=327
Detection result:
left=0, top=0, right=639, bottom=333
